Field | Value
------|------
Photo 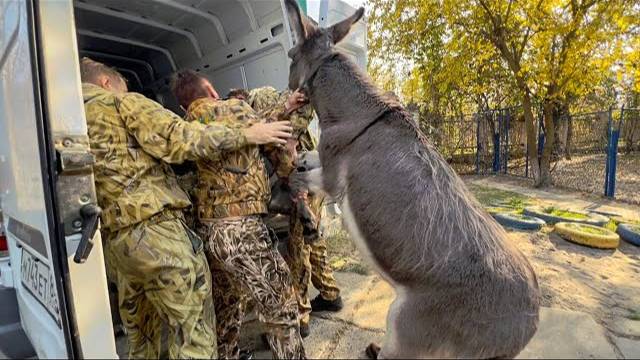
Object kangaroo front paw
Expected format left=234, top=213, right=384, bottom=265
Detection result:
left=365, top=343, right=381, bottom=359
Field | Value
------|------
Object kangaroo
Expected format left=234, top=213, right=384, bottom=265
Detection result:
left=283, top=1, right=540, bottom=358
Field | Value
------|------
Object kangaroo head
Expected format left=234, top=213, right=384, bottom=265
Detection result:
left=284, top=0, right=364, bottom=91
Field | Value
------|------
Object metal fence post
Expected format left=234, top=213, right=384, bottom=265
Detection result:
left=504, top=109, right=510, bottom=174
left=493, top=112, right=501, bottom=173
left=604, top=108, right=613, bottom=197
left=606, top=106, right=624, bottom=197
left=609, top=128, right=620, bottom=197
left=476, top=114, right=481, bottom=174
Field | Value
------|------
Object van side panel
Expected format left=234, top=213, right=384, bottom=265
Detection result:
left=0, top=2, right=67, bottom=357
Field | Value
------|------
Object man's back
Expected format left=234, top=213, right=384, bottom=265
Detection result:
left=186, top=97, right=270, bottom=219
left=83, top=83, right=192, bottom=232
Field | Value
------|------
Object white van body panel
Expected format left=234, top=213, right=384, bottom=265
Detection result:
left=37, top=1, right=117, bottom=358
left=0, top=2, right=67, bottom=357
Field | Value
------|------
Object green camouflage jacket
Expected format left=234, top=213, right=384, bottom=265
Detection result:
left=248, top=86, right=317, bottom=151
left=185, top=97, right=295, bottom=219
left=83, top=83, right=247, bottom=231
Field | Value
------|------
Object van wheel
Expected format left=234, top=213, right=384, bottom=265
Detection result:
left=492, top=213, right=546, bottom=231
left=617, top=223, right=640, bottom=246
left=554, top=222, right=620, bottom=249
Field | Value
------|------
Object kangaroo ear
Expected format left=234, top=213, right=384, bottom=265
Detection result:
left=285, top=0, right=310, bottom=45
left=329, top=7, right=364, bottom=44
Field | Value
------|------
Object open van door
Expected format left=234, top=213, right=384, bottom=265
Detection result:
left=0, top=1, right=115, bottom=358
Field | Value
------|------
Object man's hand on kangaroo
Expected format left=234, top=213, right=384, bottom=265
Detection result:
left=285, top=89, right=309, bottom=113
left=244, top=121, right=293, bottom=145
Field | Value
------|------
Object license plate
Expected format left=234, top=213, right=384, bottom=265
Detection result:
left=21, top=248, right=61, bottom=327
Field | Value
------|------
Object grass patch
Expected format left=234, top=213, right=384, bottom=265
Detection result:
left=611, top=216, right=640, bottom=226
left=604, top=220, right=618, bottom=232
left=564, top=223, right=611, bottom=235
left=468, top=184, right=531, bottom=211
left=628, top=309, right=640, bottom=321
left=325, top=228, right=370, bottom=275
left=543, top=207, right=589, bottom=220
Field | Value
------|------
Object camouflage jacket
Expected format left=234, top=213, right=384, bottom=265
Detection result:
left=83, top=83, right=247, bottom=231
left=185, top=97, right=295, bottom=219
left=249, top=87, right=317, bottom=151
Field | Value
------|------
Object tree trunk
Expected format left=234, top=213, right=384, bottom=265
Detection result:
left=566, top=114, right=573, bottom=160
left=538, top=100, right=556, bottom=187
left=521, top=90, right=540, bottom=183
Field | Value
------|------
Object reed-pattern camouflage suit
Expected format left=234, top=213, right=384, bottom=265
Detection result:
left=249, top=87, right=341, bottom=328
left=83, top=83, right=248, bottom=359
left=185, top=97, right=305, bottom=359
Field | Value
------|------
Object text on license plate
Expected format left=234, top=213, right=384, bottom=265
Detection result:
left=21, top=248, right=61, bottom=327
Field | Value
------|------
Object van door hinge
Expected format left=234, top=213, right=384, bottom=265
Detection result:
left=55, top=136, right=100, bottom=236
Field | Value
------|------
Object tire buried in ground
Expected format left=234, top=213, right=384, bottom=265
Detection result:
left=617, top=223, right=640, bottom=246
left=492, top=212, right=546, bottom=231
left=554, top=222, right=620, bottom=249
left=484, top=206, right=516, bottom=215
left=523, top=206, right=609, bottom=226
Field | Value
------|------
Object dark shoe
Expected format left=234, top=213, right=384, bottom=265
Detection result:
left=300, top=322, right=310, bottom=339
left=260, top=333, right=270, bottom=349
left=311, top=295, right=344, bottom=312
left=365, top=343, right=381, bottom=359
left=239, top=349, right=254, bottom=360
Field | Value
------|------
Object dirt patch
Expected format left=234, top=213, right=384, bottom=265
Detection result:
left=465, top=178, right=640, bottom=338
left=509, top=229, right=640, bottom=337
left=322, top=178, right=640, bottom=340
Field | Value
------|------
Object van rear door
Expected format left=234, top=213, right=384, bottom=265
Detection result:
left=0, top=1, right=115, bottom=358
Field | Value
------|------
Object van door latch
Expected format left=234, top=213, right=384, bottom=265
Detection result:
left=73, top=204, right=101, bottom=264
left=55, top=136, right=99, bottom=236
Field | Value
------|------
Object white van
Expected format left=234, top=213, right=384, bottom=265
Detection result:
left=0, top=0, right=366, bottom=358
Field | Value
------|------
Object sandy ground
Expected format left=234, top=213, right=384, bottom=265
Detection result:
left=322, top=174, right=640, bottom=349
left=466, top=176, right=640, bottom=341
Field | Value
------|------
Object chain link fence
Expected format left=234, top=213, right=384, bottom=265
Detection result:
left=416, top=107, right=640, bottom=203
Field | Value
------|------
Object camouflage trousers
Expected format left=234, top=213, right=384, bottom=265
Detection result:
left=104, top=211, right=216, bottom=359
left=286, top=195, right=341, bottom=326
left=200, top=215, right=306, bottom=359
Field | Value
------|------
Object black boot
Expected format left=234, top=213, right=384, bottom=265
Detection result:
left=300, top=322, right=310, bottom=339
left=366, top=343, right=381, bottom=359
left=310, top=294, right=344, bottom=312
left=239, top=349, right=254, bottom=360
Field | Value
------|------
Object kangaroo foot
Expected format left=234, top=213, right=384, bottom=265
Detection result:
left=365, top=343, right=381, bottom=359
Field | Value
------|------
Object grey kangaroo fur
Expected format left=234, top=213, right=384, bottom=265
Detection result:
left=283, top=0, right=540, bottom=358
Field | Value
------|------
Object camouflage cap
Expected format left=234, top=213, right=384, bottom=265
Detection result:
left=248, top=86, right=280, bottom=112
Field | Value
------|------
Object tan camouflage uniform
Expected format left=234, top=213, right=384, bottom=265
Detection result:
left=249, top=87, right=341, bottom=328
left=185, top=97, right=305, bottom=359
left=83, top=83, right=247, bottom=359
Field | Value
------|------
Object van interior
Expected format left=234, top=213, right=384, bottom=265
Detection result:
left=67, top=0, right=366, bottom=354
left=73, top=0, right=367, bottom=116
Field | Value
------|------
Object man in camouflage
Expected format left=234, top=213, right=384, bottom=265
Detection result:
left=80, top=58, right=293, bottom=359
left=171, top=70, right=306, bottom=359
left=249, top=87, right=343, bottom=338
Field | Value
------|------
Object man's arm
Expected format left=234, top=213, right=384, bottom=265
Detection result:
left=116, top=92, right=291, bottom=163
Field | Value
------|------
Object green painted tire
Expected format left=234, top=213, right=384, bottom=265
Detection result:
left=554, top=222, right=620, bottom=249
left=617, top=223, right=640, bottom=246
left=492, top=213, right=545, bottom=231
left=523, top=206, right=609, bottom=226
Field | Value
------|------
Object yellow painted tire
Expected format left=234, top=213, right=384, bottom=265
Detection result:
left=554, top=222, right=620, bottom=249
left=485, top=206, right=516, bottom=215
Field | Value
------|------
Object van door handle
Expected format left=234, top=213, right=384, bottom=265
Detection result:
left=73, top=204, right=102, bottom=264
